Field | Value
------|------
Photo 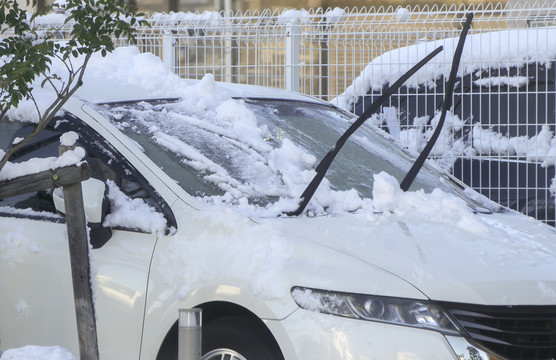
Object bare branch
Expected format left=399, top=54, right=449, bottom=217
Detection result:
left=53, top=52, right=73, bottom=77
left=27, top=92, right=43, bottom=120
left=0, top=52, right=91, bottom=172
left=44, top=77, right=62, bottom=96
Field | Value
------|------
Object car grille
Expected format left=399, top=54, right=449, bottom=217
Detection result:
left=442, top=303, right=556, bottom=360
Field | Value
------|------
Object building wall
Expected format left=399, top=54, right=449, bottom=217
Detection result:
left=137, top=0, right=502, bottom=14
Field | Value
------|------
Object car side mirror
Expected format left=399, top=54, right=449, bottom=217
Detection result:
left=53, top=178, right=112, bottom=248
left=53, top=178, right=107, bottom=224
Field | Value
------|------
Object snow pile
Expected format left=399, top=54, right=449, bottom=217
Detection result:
left=371, top=172, right=491, bottom=236
left=277, top=9, right=311, bottom=25
left=81, top=47, right=183, bottom=99
left=5, top=46, right=183, bottom=123
left=150, top=11, right=223, bottom=27
left=264, top=139, right=364, bottom=215
left=4, top=91, right=57, bottom=124
left=276, top=7, right=345, bottom=26
left=398, top=111, right=467, bottom=169
left=472, top=124, right=556, bottom=166
left=59, top=131, right=78, bottom=147
left=474, top=76, right=529, bottom=88
left=0, top=143, right=85, bottom=181
left=1, top=345, right=75, bottom=360
left=395, top=7, right=411, bottom=22
left=159, top=209, right=293, bottom=300
left=324, top=8, right=345, bottom=24
left=103, top=180, right=167, bottom=234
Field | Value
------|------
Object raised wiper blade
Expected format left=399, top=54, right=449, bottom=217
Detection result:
left=400, top=13, right=473, bottom=191
left=285, top=45, right=444, bottom=216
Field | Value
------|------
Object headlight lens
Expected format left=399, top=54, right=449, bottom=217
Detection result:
left=291, top=286, right=461, bottom=335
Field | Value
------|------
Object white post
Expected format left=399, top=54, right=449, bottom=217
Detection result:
left=178, top=308, right=202, bottom=360
left=285, top=23, right=300, bottom=92
left=223, top=0, right=233, bottom=82
left=162, top=31, right=176, bottom=72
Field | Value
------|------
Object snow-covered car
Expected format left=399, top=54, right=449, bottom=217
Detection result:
left=334, top=27, right=556, bottom=227
left=1, top=68, right=556, bottom=360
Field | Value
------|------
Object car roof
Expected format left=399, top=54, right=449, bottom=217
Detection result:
left=73, top=77, right=324, bottom=105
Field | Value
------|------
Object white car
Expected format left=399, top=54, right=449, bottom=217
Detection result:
left=1, top=78, right=556, bottom=360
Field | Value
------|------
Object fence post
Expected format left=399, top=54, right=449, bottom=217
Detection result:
left=59, top=144, right=99, bottom=360
left=163, top=31, right=176, bottom=72
left=223, top=5, right=233, bottom=83
left=285, top=23, right=300, bottom=92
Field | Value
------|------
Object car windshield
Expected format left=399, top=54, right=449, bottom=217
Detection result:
left=95, top=98, right=496, bottom=216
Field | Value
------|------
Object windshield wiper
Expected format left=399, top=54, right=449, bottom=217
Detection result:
left=285, top=45, right=444, bottom=216
left=400, top=13, right=473, bottom=191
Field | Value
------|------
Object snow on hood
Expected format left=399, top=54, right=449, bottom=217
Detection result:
left=270, top=191, right=556, bottom=305
left=157, top=207, right=294, bottom=301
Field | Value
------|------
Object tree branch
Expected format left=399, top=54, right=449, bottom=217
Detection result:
left=0, top=52, right=91, bottom=173
left=27, top=91, right=43, bottom=120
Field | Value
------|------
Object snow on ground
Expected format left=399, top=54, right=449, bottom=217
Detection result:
left=0, top=346, right=75, bottom=360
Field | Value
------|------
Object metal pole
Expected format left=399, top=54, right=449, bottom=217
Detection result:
left=223, top=0, right=233, bottom=83
left=163, top=31, right=176, bottom=72
left=178, top=308, right=202, bottom=360
left=285, top=23, right=300, bottom=92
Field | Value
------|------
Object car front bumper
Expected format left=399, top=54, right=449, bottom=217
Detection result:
left=267, top=309, right=493, bottom=360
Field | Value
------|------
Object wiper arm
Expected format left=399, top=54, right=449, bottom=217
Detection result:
left=285, top=45, right=444, bottom=216
left=400, top=13, right=473, bottom=191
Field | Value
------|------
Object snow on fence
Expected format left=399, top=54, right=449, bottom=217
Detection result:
left=26, top=2, right=556, bottom=225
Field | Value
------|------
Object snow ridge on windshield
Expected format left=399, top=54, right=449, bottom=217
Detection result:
left=96, top=86, right=367, bottom=217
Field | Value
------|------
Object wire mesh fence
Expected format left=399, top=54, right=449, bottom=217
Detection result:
left=25, top=2, right=556, bottom=225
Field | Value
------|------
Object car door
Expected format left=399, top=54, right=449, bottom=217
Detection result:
left=0, top=114, right=175, bottom=360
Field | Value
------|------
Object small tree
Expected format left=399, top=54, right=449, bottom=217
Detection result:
left=0, top=0, right=146, bottom=170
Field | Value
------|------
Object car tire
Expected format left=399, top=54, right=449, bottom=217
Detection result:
left=201, top=316, right=283, bottom=360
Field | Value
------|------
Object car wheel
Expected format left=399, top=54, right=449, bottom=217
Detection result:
left=202, top=316, right=283, bottom=360
left=202, top=349, right=247, bottom=360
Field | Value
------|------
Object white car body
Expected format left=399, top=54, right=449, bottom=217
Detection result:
left=1, top=79, right=556, bottom=360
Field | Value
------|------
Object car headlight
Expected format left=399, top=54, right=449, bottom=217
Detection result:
left=291, top=287, right=461, bottom=335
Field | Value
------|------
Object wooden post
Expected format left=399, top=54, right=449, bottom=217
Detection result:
left=0, top=161, right=96, bottom=358
left=60, top=144, right=100, bottom=360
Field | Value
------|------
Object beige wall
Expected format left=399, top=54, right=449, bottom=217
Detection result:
left=23, top=0, right=506, bottom=15
left=138, top=0, right=502, bottom=14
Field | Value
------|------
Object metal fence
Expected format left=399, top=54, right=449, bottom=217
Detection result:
left=34, top=2, right=556, bottom=225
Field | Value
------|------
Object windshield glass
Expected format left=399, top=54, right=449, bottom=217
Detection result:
left=95, top=98, right=496, bottom=216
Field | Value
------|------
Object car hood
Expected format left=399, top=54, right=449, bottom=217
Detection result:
left=268, top=211, right=556, bottom=306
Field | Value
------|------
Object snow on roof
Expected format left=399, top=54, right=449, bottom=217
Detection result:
left=332, top=26, right=556, bottom=111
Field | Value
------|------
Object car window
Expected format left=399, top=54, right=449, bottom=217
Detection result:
left=0, top=114, right=176, bottom=231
